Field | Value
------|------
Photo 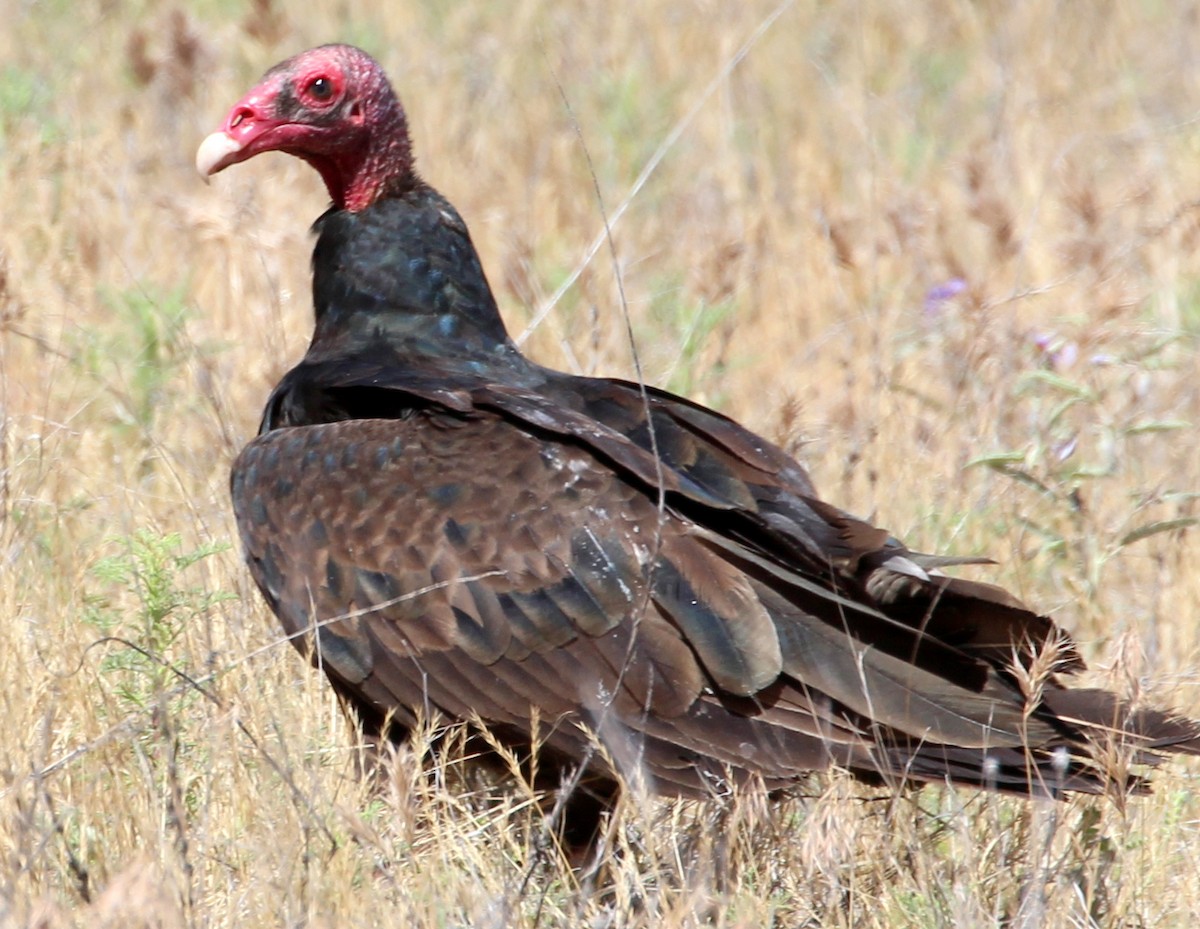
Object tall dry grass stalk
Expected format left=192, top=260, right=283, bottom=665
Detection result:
left=1, top=0, right=1197, bottom=925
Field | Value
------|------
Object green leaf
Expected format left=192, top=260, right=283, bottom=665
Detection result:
left=966, top=452, right=1052, bottom=494
left=1016, top=369, right=1095, bottom=400
left=966, top=451, right=1027, bottom=468
left=1117, top=518, right=1199, bottom=548
left=1125, top=420, right=1191, bottom=435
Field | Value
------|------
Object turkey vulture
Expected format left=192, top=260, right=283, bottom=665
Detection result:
left=198, top=45, right=1198, bottom=825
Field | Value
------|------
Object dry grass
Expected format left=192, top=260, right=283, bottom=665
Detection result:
left=2, top=0, right=1199, bottom=925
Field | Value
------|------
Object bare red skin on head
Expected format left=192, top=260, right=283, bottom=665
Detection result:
left=205, top=45, right=414, bottom=212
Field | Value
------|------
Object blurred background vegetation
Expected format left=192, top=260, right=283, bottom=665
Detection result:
left=1, top=0, right=1198, bottom=925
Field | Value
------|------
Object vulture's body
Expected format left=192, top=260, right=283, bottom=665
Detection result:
left=200, top=45, right=1199, bottom=824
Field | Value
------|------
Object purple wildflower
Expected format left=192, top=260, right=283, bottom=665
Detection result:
left=924, top=278, right=968, bottom=318
left=1031, top=330, right=1078, bottom=370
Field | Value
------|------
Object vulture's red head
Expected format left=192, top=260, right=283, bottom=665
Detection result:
left=197, top=44, right=413, bottom=212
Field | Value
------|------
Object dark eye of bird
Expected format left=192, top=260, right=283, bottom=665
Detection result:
left=308, top=77, right=333, bottom=101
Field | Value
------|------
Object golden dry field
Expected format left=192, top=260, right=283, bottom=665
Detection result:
left=2, top=0, right=1199, bottom=925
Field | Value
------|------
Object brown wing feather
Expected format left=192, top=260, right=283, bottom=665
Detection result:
left=233, top=408, right=1200, bottom=799
left=296, top=361, right=1086, bottom=683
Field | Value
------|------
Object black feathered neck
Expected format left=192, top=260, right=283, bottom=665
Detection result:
left=304, top=183, right=524, bottom=377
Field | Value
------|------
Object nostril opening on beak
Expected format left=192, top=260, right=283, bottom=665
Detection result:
left=230, top=106, right=255, bottom=130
